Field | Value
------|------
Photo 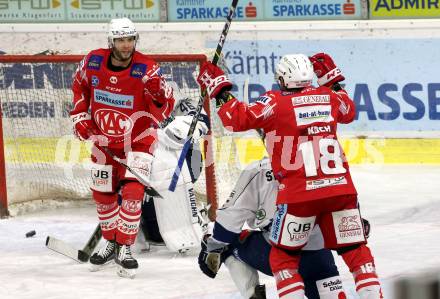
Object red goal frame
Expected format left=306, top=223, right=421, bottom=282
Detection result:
left=0, top=54, right=218, bottom=219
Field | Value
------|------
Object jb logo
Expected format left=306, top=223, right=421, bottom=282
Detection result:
left=288, top=222, right=311, bottom=233
left=287, top=221, right=311, bottom=242
left=92, top=170, right=109, bottom=179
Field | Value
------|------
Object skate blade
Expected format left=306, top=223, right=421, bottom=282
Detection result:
left=89, top=260, right=115, bottom=272
left=116, top=265, right=136, bottom=279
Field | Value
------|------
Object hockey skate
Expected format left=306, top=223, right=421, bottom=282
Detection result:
left=89, top=240, right=116, bottom=272
left=115, top=243, right=138, bottom=279
left=251, top=285, right=266, bottom=299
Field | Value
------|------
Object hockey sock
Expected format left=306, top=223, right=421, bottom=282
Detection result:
left=116, top=182, right=144, bottom=245
left=340, top=244, right=383, bottom=299
left=93, top=191, right=119, bottom=240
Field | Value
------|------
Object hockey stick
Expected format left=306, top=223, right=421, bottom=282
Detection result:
left=94, top=143, right=163, bottom=198
left=169, top=0, right=239, bottom=192
left=46, top=224, right=102, bottom=263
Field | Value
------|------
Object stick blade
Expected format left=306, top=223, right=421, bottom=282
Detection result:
left=46, top=236, right=86, bottom=263
left=77, top=250, right=90, bottom=263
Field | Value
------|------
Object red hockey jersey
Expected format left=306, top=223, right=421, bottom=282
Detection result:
left=218, top=86, right=357, bottom=204
left=71, top=48, right=174, bottom=148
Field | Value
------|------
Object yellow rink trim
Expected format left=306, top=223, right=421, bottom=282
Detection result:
left=233, top=138, right=440, bottom=165
left=4, top=137, right=440, bottom=165
left=5, top=137, right=92, bottom=164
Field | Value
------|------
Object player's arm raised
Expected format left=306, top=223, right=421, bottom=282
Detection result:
left=309, top=52, right=355, bottom=124
left=197, top=61, right=275, bottom=132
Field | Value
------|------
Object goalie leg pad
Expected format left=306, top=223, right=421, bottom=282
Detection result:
left=93, top=191, right=119, bottom=241
left=147, top=130, right=205, bottom=251
left=225, top=256, right=260, bottom=299
left=116, top=182, right=143, bottom=245
left=153, top=183, right=203, bottom=252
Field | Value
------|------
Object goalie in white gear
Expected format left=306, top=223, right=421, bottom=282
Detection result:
left=139, top=82, right=209, bottom=253
left=198, top=158, right=348, bottom=299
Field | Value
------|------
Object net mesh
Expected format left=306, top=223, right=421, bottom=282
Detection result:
left=0, top=55, right=249, bottom=216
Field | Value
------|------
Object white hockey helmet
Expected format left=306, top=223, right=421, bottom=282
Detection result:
left=275, top=54, right=314, bottom=89
left=107, top=18, right=139, bottom=48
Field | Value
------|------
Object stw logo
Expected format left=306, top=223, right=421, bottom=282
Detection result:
left=94, top=109, right=133, bottom=137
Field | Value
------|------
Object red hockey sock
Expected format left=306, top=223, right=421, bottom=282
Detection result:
left=270, top=247, right=305, bottom=299
left=340, top=244, right=383, bottom=298
left=116, top=182, right=144, bottom=245
left=274, top=270, right=305, bottom=299
left=93, top=191, right=119, bottom=240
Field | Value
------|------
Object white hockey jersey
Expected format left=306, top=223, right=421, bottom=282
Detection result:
left=214, top=157, right=324, bottom=251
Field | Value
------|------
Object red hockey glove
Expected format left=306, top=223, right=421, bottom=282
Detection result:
left=71, top=112, right=101, bottom=141
left=144, top=76, right=173, bottom=104
left=309, top=53, right=345, bottom=88
left=197, top=61, right=232, bottom=100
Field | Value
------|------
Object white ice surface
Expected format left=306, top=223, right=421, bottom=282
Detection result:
left=1, top=165, right=440, bottom=299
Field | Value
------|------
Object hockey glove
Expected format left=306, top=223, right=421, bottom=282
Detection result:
left=198, top=235, right=226, bottom=278
left=71, top=112, right=101, bottom=141
left=362, top=218, right=371, bottom=239
left=309, top=53, right=345, bottom=89
left=197, top=61, right=233, bottom=101
left=143, top=76, right=173, bottom=105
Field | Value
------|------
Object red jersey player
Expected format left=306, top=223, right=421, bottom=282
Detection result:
left=197, top=53, right=383, bottom=298
left=70, top=18, right=175, bottom=278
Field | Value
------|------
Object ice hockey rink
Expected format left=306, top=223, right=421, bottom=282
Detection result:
left=1, top=164, right=439, bottom=299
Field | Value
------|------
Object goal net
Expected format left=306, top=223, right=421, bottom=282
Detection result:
left=0, top=54, right=256, bottom=218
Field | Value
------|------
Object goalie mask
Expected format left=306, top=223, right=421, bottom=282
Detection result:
left=107, top=18, right=139, bottom=49
left=275, top=54, right=313, bottom=89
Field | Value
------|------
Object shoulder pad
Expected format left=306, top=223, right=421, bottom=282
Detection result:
left=86, top=50, right=106, bottom=70
left=130, top=63, right=147, bottom=78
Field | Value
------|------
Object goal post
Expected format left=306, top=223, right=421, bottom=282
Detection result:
left=0, top=54, right=225, bottom=218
